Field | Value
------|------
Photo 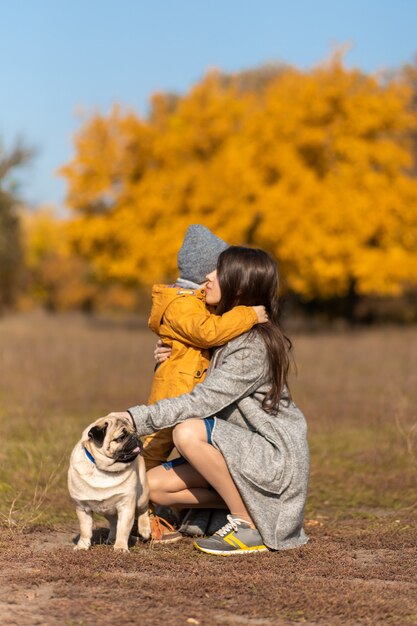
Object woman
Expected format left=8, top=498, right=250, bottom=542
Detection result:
left=105, top=247, right=309, bottom=555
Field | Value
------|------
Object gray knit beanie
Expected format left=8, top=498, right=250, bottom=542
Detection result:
left=177, top=225, right=229, bottom=284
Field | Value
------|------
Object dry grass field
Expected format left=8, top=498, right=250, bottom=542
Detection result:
left=0, top=312, right=416, bottom=626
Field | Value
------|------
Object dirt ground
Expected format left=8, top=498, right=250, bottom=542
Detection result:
left=1, top=315, right=417, bottom=625
left=1, top=510, right=416, bottom=626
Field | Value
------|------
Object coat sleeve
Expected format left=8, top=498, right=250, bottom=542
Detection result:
left=163, top=298, right=258, bottom=348
left=128, top=336, right=267, bottom=436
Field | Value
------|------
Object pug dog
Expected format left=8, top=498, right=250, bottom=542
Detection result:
left=68, top=414, right=151, bottom=552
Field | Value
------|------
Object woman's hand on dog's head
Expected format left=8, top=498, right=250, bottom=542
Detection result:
left=102, top=411, right=135, bottom=429
left=104, top=411, right=131, bottom=420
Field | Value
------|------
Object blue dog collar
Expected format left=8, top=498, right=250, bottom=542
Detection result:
left=83, top=446, right=96, bottom=465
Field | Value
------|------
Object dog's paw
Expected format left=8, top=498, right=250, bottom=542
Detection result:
left=113, top=544, right=130, bottom=553
left=139, top=530, right=151, bottom=542
left=138, top=517, right=151, bottom=541
left=74, top=541, right=90, bottom=551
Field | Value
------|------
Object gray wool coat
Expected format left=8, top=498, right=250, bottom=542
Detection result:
left=129, top=332, right=309, bottom=550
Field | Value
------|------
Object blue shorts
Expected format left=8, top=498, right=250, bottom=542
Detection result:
left=162, top=417, right=215, bottom=470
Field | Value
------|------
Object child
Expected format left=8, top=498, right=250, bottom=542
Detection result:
left=144, top=225, right=267, bottom=540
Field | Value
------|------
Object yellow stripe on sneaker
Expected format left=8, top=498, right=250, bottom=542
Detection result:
left=222, top=532, right=250, bottom=549
left=222, top=532, right=267, bottom=551
left=222, top=533, right=240, bottom=547
left=193, top=541, right=268, bottom=556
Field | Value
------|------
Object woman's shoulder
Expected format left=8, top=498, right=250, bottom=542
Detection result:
left=221, top=329, right=266, bottom=358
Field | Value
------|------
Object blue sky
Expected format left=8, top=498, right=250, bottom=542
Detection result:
left=1, top=0, right=417, bottom=209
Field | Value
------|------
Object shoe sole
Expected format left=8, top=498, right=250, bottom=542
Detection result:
left=193, top=541, right=268, bottom=556
left=151, top=535, right=183, bottom=544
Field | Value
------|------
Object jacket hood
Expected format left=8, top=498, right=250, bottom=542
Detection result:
left=148, top=284, right=205, bottom=333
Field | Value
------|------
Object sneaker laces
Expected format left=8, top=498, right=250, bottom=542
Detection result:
left=150, top=514, right=177, bottom=540
left=215, top=514, right=245, bottom=537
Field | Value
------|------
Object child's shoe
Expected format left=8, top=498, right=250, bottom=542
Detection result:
left=193, top=515, right=268, bottom=555
left=179, top=508, right=211, bottom=536
left=150, top=514, right=182, bottom=543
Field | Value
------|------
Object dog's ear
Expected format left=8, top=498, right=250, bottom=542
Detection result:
left=88, top=422, right=108, bottom=447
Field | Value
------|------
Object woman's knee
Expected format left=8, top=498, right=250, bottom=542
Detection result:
left=173, top=419, right=205, bottom=455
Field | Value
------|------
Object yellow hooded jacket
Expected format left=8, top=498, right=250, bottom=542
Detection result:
left=147, top=284, right=258, bottom=403
left=143, top=284, right=258, bottom=468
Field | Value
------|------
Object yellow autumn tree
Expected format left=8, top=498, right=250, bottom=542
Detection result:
left=59, top=77, right=258, bottom=287
left=248, top=57, right=417, bottom=300
left=60, top=54, right=417, bottom=309
left=21, top=206, right=139, bottom=312
left=21, top=207, right=96, bottom=310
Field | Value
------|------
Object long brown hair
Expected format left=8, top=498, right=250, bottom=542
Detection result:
left=216, top=246, right=292, bottom=413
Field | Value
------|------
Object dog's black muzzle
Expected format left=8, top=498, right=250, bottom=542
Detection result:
left=116, top=435, right=142, bottom=464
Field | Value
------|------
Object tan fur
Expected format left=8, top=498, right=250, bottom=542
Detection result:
left=68, top=415, right=151, bottom=552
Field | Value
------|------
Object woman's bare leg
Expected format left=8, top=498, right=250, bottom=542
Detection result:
left=147, top=462, right=225, bottom=508
left=172, top=419, right=255, bottom=526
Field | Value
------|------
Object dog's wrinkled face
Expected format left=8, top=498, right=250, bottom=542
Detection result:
left=83, top=416, right=141, bottom=470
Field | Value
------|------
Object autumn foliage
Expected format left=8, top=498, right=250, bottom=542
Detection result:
left=20, top=207, right=138, bottom=312
left=37, top=55, right=417, bottom=314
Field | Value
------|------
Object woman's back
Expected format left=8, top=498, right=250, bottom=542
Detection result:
left=203, top=331, right=309, bottom=550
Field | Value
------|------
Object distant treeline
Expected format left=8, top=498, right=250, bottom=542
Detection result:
left=2, top=53, right=417, bottom=322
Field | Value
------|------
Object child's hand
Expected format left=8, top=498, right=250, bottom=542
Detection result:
left=253, top=305, right=269, bottom=324
left=154, top=339, right=172, bottom=364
